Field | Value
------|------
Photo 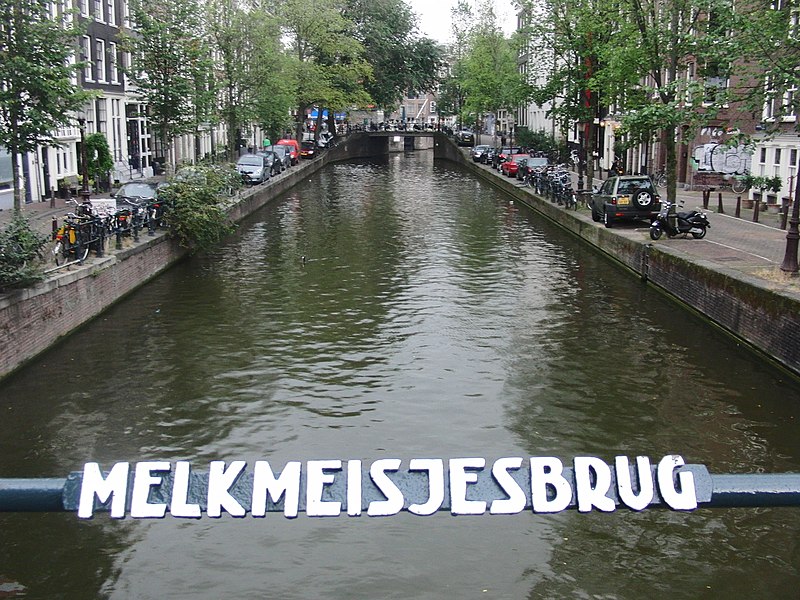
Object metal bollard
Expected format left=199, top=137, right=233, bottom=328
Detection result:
left=718, top=192, right=724, bottom=214
left=782, top=201, right=790, bottom=230
left=753, top=199, right=760, bottom=223
left=735, top=196, right=741, bottom=218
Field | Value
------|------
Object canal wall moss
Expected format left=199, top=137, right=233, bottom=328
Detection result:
left=462, top=156, right=800, bottom=377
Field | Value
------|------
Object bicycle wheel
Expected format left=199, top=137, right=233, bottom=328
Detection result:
left=732, top=178, right=747, bottom=194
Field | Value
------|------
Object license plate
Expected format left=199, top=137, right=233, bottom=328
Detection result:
left=617, top=196, right=630, bottom=205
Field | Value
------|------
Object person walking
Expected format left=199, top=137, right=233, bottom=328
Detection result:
left=501, top=132, right=507, bottom=147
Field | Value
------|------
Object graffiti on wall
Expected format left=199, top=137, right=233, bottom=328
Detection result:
left=693, top=143, right=753, bottom=174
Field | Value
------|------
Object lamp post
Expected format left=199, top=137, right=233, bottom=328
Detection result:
left=76, top=116, right=90, bottom=203
left=779, top=153, right=800, bottom=274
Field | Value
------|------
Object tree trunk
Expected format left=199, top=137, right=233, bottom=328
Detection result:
left=11, top=144, right=22, bottom=213
left=295, top=104, right=306, bottom=142
left=664, top=126, right=677, bottom=204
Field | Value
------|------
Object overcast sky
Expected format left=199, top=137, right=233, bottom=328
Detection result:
left=407, top=0, right=518, bottom=44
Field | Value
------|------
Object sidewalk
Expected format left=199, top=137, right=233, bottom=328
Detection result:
left=467, top=142, right=800, bottom=297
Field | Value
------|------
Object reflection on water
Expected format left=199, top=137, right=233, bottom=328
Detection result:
left=1, top=151, right=799, bottom=598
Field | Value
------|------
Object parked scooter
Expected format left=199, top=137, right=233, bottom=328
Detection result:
left=649, top=202, right=710, bottom=240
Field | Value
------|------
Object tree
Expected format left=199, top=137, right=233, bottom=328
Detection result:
left=461, top=26, right=529, bottom=139
left=607, top=0, right=737, bottom=202
left=0, top=0, right=87, bottom=211
left=518, top=0, right=618, bottom=186
left=85, top=133, right=113, bottom=190
left=345, top=0, right=443, bottom=109
left=279, top=0, right=372, bottom=140
left=206, top=0, right=264, bottom=160
left=123, top=0, right=211, bottom=170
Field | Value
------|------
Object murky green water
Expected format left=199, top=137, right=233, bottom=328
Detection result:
left=1, top=151, right=799, bottom=599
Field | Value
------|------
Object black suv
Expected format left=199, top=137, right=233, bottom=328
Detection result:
left=590, top=175, right=661, bottom=227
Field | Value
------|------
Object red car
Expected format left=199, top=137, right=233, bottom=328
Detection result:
left=276, top=139, right=300, bottom=165
left=500, top=154, right=530, bottom=177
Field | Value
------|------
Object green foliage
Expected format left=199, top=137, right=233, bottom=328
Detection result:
left=85, top=133, right=114, bottom=183
left=122, top=0, right=211, bottom=154
left=461, top=28, right=529, bottom=118
left=746, top=175, right=782, bottom=194
left=0, top=213, right=47, bottom=290
left=160, top=164, right=239, bottom=252
left=516, top=128, right=562, bottom=156
left=279, top=0, right=373, bottom=137
left=345, top=0, right=443, bottom=108
left=0, top=0, right=88, bottom=210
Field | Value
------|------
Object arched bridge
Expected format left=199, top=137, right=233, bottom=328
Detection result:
left=325, top=130, right=466, bottom=163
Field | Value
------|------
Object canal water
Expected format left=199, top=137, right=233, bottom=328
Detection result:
left=1, top=151, right=799, bottom=598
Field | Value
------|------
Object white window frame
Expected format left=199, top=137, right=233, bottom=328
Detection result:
left=106, top=0, right=116, bottom=25
left=82, top=36, right=93, bottom=82
left=109, top=42, right=118, bottom=84
left=79, top=0, right=89, bottom=17
left=96, top=39, right=106, bottom=83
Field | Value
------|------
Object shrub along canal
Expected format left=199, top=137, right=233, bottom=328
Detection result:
left=1, top=151, right=799, bottom=598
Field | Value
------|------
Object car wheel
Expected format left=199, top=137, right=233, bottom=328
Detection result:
left=604, top=211, right=614, bottom=228
left=691, top=227, right=707, bottom=239
left=650, top=226, right=663, bottom=240
left=634, top=190, right=654, bottom=209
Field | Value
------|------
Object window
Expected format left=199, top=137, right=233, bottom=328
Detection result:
left=760, top=147, right=767, bottom=163
left=96, top=39, right=106, bottom=82
left=775, top=148, right=782, bottom=165
left=93, top=0, right=102, bottom=21
left=106, top=0, right=116, bottom=25
left=791, top=148, right=798, bottom=167
left=109, top=42, right=119, bottom=84
left=96, top=98, right=107, bottom=134
left=82, top=36, right=93, bottom=82
left=79, top=0, right=89, bottom=16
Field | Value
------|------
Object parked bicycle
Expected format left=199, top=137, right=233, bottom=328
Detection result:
left=731, top=173, right=750, bottom=194
left=651, top=169, right=667, bottom=189
left=52, top=208, right=107, bottom=266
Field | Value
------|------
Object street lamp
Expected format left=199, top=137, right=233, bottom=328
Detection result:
left=76, top=115, right=91, bottom=203
left=780, top=153, right=800, bottom=274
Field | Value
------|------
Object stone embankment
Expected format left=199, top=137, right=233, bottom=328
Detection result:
left=1, top=132, right=799, bottom=379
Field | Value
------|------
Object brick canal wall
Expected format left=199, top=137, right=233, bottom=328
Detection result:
left=462, top=158, right=800, bottom=377
left=2, top=135, right=799, bottom=379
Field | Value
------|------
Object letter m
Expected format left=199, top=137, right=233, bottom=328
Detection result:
left=78, top=462, right=130, bottom=519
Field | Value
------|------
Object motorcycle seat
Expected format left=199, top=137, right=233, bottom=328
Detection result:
left=677, top=210, right=699, bottom=219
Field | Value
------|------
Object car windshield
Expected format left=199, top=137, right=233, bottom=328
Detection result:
left=116, top=183, right=155, bottom=197
left=513, top=155, right=527, bottom=163
left=237, top=156, right=262, bottom=166
left=266, top=146, right=286, bottom=157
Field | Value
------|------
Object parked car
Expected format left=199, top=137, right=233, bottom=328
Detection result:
left=264, top=145, right=292, bottom=171
left=300, top=140, right=318, bottom=159
left=114, top=182, right=157, bottom=204
left=493, top=147, right=521, bottom=169
left=236, top=154, right=270, bottom=185
left=590, top=175, right=661, bottom=227
left=257, top=150, right=284, bottom=177
left=500, top=153, right=530, bottom=177
left=517, top=156, right=548, bottom=181
left=471, top=144, right=491, bottom=162
left=276, top=139, right=300, bottom=164
left=455, top=130, right=475, bottom=146
left=484, top=147, right=497, bottom=165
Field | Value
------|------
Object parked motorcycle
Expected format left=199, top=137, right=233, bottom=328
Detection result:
left=649, top=203, right=710, bottom=240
